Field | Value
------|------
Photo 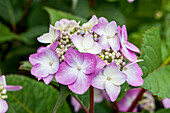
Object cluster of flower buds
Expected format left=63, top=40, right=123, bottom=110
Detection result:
left=29, top=15, right=143, bottom=102
left=0, top=75, right=22, bottom=113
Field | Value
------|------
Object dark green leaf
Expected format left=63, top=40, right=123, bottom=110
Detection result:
left=19, top=61, right=33, bottom=71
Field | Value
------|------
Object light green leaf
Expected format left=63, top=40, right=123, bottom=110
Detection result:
left=156, top=108, right=170, bottom=113
left=142, top=65, right=170, bottom=99
left=44, top=7, right=87, bottom=25
left=139, top=27, right=162, bottom=78
left=6, top=75, right=71, bottom=113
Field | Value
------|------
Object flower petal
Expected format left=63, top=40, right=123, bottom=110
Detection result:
left=123, top=63, right=143, bottom=86
left=81, top=53, right=97, bottom=74
left=120, top=47, right=137, bottom=62
left=108, top=35, right=120, bottom=51
left=71, top=97, right=81, bottom=112
left=0, top=75, right=6, bottom=87
left=0, top=99, right=8, bottom=113
left=68, top=71, right=92, bottom=94
left=98, top=17, right=108, bottom=24
left=92, top=23, right=107, bottom=35
left=126, top=42, right=141, bottom=53
left=31, top=63, right=49, bottom=77
left=5, top=85, right=22, bottom=91
left=71, top=35, right=84, bottom=52
left=122, top=25, right=127, bottom=41
left=87, top=42, right=102, bottom=54
left=42, top=74, right=54, bottom=84
left=82, top=15, right=98, bottom=29
left=92, top=70, right=106, bottom=89
left=105, top=81, right=120, bottom=102
left=105, top=21, right=117, bottom=37
left=55, top=62, right=78, bottom=85
left=99, top=35, right=110, bottom=49
left=37, top=33, right=52, bottom=43
left=162, top=98, right=170, bottom=108
left=83, top=34, right=94, bottom=50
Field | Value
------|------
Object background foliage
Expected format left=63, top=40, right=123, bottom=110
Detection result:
left=0, top=0, right=169, bottom=113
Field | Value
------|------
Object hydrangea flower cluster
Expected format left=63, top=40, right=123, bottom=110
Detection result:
left=0, top=75, right=22, bottom=113
left=29, top=15, right=143, bottom=102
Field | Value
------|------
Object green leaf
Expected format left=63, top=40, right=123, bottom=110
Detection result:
left=19, top=61, right=33, bottom=71
left=139, top=27, right=162, bottom=78
left=6, top=75, right=71, bottom=113
left=142, top=65, right=170, bottom=99
left=44, top=7, right=87, bottom=25
left=52, top=85, right=71, bottom=113
left=156, top=109, right=170, bottom=113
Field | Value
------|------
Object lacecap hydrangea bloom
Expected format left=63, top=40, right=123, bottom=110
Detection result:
left=29, top=15, right=143, bottom=102
left=0, top=75, right=22, bottom=113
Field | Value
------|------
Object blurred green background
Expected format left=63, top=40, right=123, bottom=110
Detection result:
left=0, top=0, right=170, bottom=113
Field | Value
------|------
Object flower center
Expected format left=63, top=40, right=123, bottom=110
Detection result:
left=49, top=62, right=53, bottom=66
left=123, top=41, right=126, bottom=45
left=107, top=76, right=111, bottom=81
left=84, top=48, right=87, bottom=51
left=77, top=66, right=82, bottom=71
left=107, top=36, right=110, bottom=39
left=124, top=67, right=127, bottom=71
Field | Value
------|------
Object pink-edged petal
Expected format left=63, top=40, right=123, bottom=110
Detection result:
left=42, top=74, right=54, bottom=84
left=126, top=42, right=141, bottom=53
left=65, top=48, right=84, bottom=67
left=104, top=62, right=127, bottom=85
left=120, top=48, right=137, bottom=62
left=92, top=23, right=107, bottom=35
left=93, top=55, right=106, bottom=76
left=81, top=53, right=97, bottom=74
left=0, top=99, right=8, bottom=113
left=82, top=15, right=98, bottom=29
left=99, top=35, right=110, bottom=49
left=122, top=25, right=127, bottom=41
left=92, top=70, right=106, bottom=89
left=108, top=35, right=120, bottom=51
left=98, top=17, right=108, bottom=24
left=37, top=33, right=52, bottom=43
left=55, top=62, right=78, bottom=85
left=105, top=81, right=120, bottom=102
left=126, top=74, right=143, bottom=86
left=68, top=71, right=92, bottom=94
left=29, top=53, right=42, bottom=65
left=37, top=47, right=46, bottom=53
left=105, top=21, right=117, bottom=37
left=71, top=35, right=84, bottom=52
left=5, top=85, right=22, bottom=91
left=87, top=42, right=102, bottom=54
left=0, top=75, right=6, bottom=87
left=83, top=34, right=94, bottom=49
left=31, top=63, right=49, bottom=77
left=50, top=41, right=59, bottom=50
left=71, top=97, right=81, bottom=112
left=54, top=21, right=64, bottom=30
left=162, top=98, right=170, bottom=108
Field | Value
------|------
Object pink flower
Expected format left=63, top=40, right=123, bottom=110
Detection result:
left=29, top=42, right=59, bottom=84
left=0, top=75, right=22, bottom=113
left=128, top=0, right=135, bottom=3
left=82, top=15, right=98, bottom=29
left=71, top=34, right=102, bottom=54
left=117, top=88, right=140, bottom=112
left=118, top=25, right=141, bottom=62
left=55, top=48, right=97, bottom=94
left=92, top=21, right=120, bottom=51
left=122, top=60, right=143, bottom=86
left=162, top=98, right=170, bottom=108
left=92, top=62, right=127, bottom=101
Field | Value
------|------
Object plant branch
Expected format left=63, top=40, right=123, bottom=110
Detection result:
left=90, top=86, right=94, bottom=113
left=127, top=88, right=146, bottom=112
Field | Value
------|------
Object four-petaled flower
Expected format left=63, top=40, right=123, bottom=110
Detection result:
left=92, top=62, right=127, bottom=101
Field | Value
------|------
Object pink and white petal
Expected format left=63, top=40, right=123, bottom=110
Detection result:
left=108, top=35, right=120, bottom=51
left=50, top=41, right=59, bottom=50
left=104, top=62, right=120, bottom=76
left=98, top=17, right=108, bottom=24
left=71, top=35, right=84, bottom=52
left=105, top=81, right=120, bottom=102
left=60, top=19, right=70, bottom=24
left=162, top=98, right=170, bottom=108
left=82, top=15, right=98, bottom=29
left=42, top=74, right=54, bottom=84
left=92, top=23, right=107, bottom=35
left=99, top=35, right=110, bottom=49
left=37, top=47, right=47, bottom=53
left=126, top=72, right=143, bottom=86
left=71, top=97, right=81, bottom=112
left=0, top=99, right=8, bottom=113
left=55, top=62, right=78, bottom=85
left=93, top=56, right=106, bottom=76
left=0, top=75, right=6, bottom=87
left=120, top=48, right=137, bottom=62
left=68, top=72, right=92, bottom=94
left=29, top=53, right=42, bottom=65
left=68, top=20, right=79, bottom=28
left=126, top=42, right=141, bottom=53
left=105, top=21, right=117, bottom=37
left=65, top=48, right=84, bottom=67
left=122, top=25, right=127, bottom=41
left=81, top=53, right=97, bottom=74
left=54, top=21, right=64, bottom=30
left=31, top=63, right=49, bottom=77
left=37, top=33, right=52, bottom=43
left=92, top=71, right=106, bottom=89
left=5, top=85, right=22, bottom=91
left=83, top=34, right=94, bottom=49
left=87, top=42, right=102, bottom=54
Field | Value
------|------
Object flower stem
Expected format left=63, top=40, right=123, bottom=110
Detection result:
left=127, top=88, right=146, bottom=112
left=90, top=86, right=94, bottom=113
